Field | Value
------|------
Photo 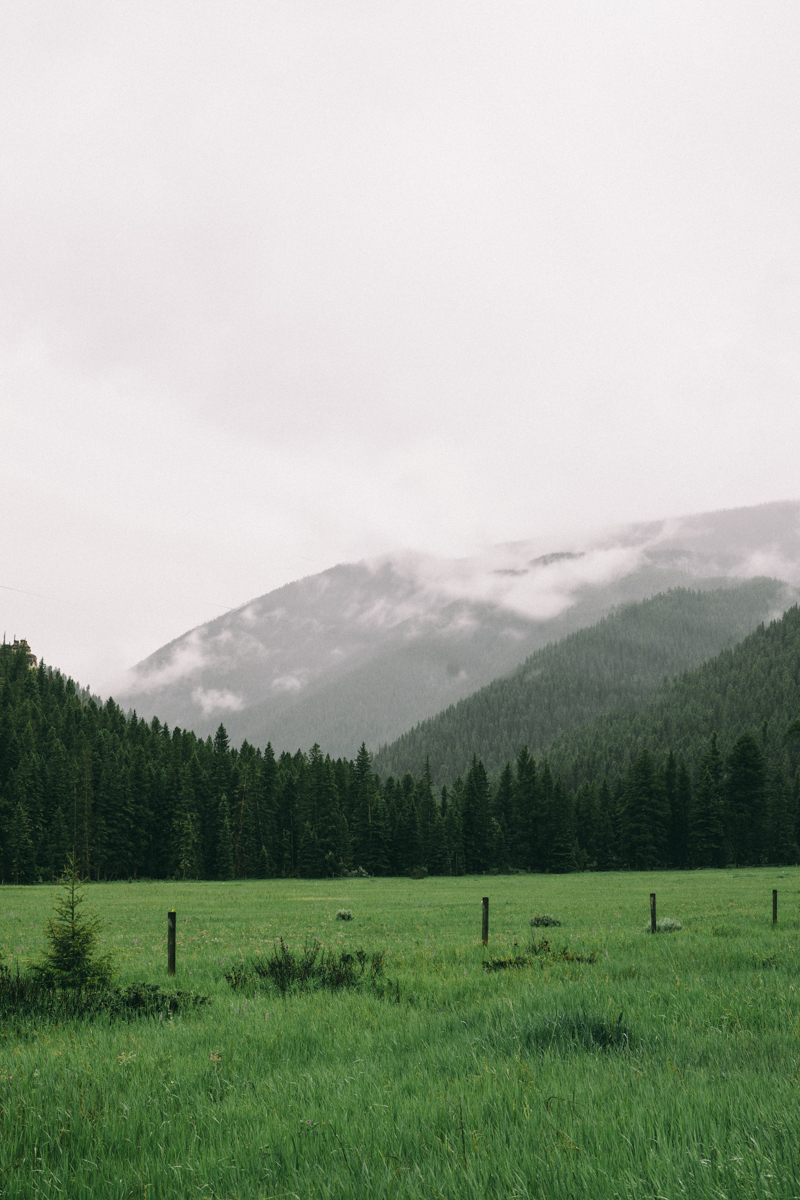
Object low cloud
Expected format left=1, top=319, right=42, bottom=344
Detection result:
left=735, top=549, right=800, bottom=587
left=383, top=539, right=650, bottom=624
left=271, top=673, right=304, bottom=693
left=122, top=630, right=208, bottom=694
left=191, top=687, right=245, bottom=716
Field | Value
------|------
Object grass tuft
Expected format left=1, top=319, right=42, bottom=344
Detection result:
left=519, top=1008, right=631, bottom=1054
left=644, top=916, right=683, bottom=933
left=483, top=937, right=597, bottom=970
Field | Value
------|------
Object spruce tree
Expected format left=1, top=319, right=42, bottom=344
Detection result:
left=417, top=760, right=439, bottom=870
left=397, top=776, right=422, bottom=872
left=8, top=801, right=36, bottom=884
left=536, top=761, right=555, bottom=872
left=595, top=781, right=616, bottom=870
left=672, top=757, right=692, bottom=869
left=623, top=750, right=669, bottom=870
left=174, top=764, right=203, bottom=879
left=461, top=757, right=491, bottom=873
left=766, top=769, right=798, bottom=864
left=32, top=854, right=113, bottom=989
left=214, top=794, right=234, bottom=880
left=369, top=795, right=391, bottom=876
left=725, top=733, right=766, bottom=865
left=512, top=747, right=538, bottom=870
left=45, top=807, right=71, bottom=882
left=296, top=821, right=324, bottom=878
left=492, top=763, right=514, bottom=869
left=444, top=777, right=464, bottom=874
left=689, top=754, right=725, bottom=868
left=351, top=744, right=376, bottom=870
left=548, top=779, right=577, bottom=873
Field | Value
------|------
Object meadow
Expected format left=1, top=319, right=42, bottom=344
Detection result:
left=1, top=869, right=799, bottom=1200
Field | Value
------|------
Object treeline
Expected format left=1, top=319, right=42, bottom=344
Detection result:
left=1, top=605, right=800, bottom=883
left=374, top=580, right=794, bottom=786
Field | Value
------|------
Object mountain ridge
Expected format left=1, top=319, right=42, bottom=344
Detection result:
left=115, top=500, right=800, bottom=755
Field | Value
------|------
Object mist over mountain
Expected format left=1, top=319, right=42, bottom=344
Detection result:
left=115, top=501, right=800, bottom=756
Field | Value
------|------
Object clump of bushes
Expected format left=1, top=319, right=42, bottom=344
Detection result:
left=0, top=967, right=208, bottom=1022
left=531, top=913, right=561, bottom=928
left=225, top=938, right=389, bottom=997
left=335, top=909, right=353, bottom=921
left=644, top=917, right=682, bottom=934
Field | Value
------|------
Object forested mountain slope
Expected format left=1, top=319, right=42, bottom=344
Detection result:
left=546, top=599, right=800, bottom=792
left=374, top=579, right=795, bottom=786
left=115, top=501, right=800, bottom=756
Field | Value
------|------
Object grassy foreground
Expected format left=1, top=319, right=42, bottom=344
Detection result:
left=1, top=870, right=799, bottom=1199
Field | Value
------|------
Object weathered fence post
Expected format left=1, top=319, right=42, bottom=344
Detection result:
left=650, top=893, right=657, bottom=934
left=168, top=909, right=176, bottom=976
left=482, top=897, right=489, bottom=945
left=773, top=889, right=778, bottom=925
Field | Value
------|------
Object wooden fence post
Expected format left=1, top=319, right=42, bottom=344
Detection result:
left=650, top=893, right=657, bottom=934
left=482, top=897, right=489, bottom=945
left=168, top=910, right=176, bottom=976
left=773, top=889, right=778, bottom=925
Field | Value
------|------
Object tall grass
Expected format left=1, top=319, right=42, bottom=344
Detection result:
left=1, top=869, right=799, bottom=1198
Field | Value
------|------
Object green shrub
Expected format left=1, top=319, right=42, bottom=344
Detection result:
left=531, top=913, right=561, bottom=928
left=335, top=909, right=353, bottom=921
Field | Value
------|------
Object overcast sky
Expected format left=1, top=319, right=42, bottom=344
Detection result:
left=2, top=1, right=799, bottom=689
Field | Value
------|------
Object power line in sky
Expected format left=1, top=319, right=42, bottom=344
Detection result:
left=0, top=582, right=71, bottom=604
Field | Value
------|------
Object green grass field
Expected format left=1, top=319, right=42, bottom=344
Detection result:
left=1, top=869, right=800, bottom=1199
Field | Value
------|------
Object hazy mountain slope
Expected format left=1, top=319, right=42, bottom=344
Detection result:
left=229, top=567, right=752, bottom=753
left=373, top=578, right=796, bottom=785
left=116, top=500, right=800, bottom=756
left=544, top=599, right=800, bottom=792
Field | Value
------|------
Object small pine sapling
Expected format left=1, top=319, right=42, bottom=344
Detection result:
left=31, top=854, right=113, bottom=990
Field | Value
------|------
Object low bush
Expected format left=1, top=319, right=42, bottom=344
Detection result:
left=225, top=938, right=389, bottom=997
left=335, top=909, right=353, bottom=921
left=530, top=913, right=561, bottom=928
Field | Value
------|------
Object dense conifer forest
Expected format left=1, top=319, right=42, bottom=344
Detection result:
left=2, top=594, right=799, bottom=883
